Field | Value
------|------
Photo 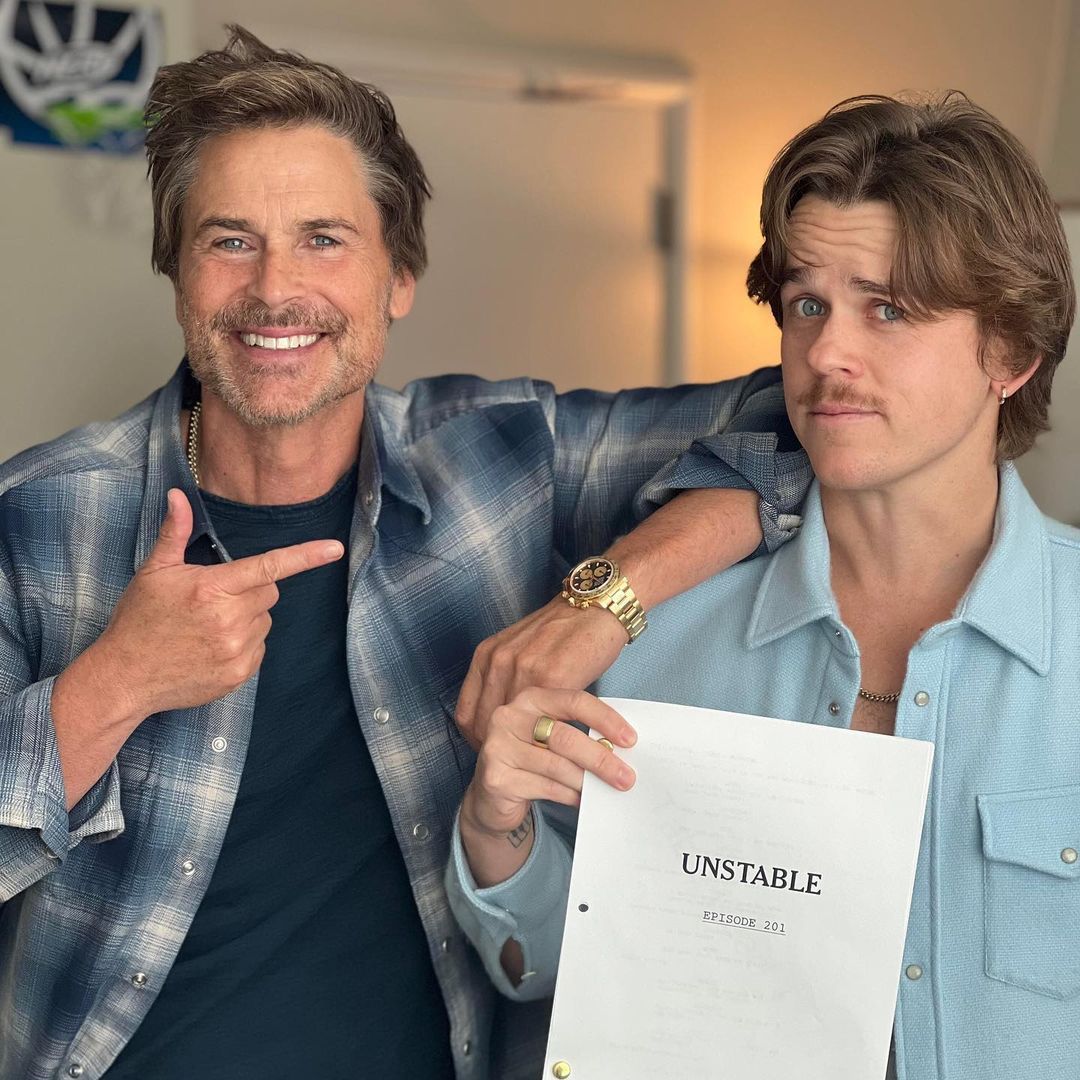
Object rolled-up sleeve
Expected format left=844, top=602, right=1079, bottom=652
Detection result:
left=547, top=365, right=810, bottom=560
left=0, top=541, right=124, bottom=902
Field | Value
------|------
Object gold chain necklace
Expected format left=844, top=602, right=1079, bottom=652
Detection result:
left=858, top=687, right=901, bottom=704
left=186, top=400, right=201, bottom=487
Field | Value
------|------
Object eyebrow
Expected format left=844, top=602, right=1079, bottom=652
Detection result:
left=780, top=265, right=891, bottom=295
left=194, top=216, right=362, bottom=236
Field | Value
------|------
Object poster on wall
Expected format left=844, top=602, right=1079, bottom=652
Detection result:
left=0, top=0, right=161, bottom=153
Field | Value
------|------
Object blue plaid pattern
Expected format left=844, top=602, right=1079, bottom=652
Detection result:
left=0, top=361, right=810, bottom=1080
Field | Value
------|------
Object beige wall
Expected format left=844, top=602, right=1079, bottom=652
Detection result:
left=197, top=0, right=1070, bottom=382
left=2, top=0, right=1075, bottom=500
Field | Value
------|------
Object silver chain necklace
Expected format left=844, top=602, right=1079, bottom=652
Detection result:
left=186, top=400, right=202, bottom=487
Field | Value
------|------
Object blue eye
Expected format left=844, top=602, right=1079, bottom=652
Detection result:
left=218, top=237, right=246, bottom=251
left=795, top=298, right=825, bottom=317
left=311, top=235, right=339, bottom=247
left=876, top=302, right=905, bottom=322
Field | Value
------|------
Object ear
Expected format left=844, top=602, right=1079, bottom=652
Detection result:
left=388, top=268, right=416, bottom=320
left=997, top=355, right=1042, bottom=399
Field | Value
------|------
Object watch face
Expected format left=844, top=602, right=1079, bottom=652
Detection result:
left=570, top=558, right=616, bottom=597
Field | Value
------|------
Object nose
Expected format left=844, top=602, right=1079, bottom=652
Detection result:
left=246, top=244, right=305, bottom=310
left=804, top=313, right=865, bottom=380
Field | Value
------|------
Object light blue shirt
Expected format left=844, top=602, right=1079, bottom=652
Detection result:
left=447, top=464, right=1080, bottom=1080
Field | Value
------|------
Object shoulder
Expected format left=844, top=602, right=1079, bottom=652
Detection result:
left=368, top=374, right=555, bottom=441
left=0, top=391, right=157, bottom=502
left=1045, top=516, right=1080, bottom=551
left=1044, top=515, right=1080, bottom=582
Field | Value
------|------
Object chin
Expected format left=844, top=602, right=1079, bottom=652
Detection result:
left=807, top=448, right=896, bottom=492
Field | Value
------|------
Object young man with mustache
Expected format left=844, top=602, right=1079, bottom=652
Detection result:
left=0, top=26, right=810, bottom=1080
left=451, top=93, right=1080, bottom=1080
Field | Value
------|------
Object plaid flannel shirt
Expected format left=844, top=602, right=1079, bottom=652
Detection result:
left=0, top=361, right=810, bottom=1080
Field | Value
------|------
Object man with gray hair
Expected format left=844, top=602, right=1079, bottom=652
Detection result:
left=0, top=25, right=809, bottom=1080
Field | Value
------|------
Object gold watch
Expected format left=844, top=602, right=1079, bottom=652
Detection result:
left=561, top=557, right=647, bottom=643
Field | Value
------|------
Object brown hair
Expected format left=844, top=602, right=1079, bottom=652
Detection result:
left=145, top=25, right=431, bottom=283
left=747, top=93, right=1075, bottom=459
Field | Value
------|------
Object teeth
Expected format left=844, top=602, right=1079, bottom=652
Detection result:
left=240, top=333, right=320, bottom=350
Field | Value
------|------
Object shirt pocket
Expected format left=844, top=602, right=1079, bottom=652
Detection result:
left=978, top=784, right=1080, bottom=1000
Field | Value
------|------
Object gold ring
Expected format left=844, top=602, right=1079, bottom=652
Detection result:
left=533, top=715, right=557, bottom=746
left=596, top=738, right=614, bottom=751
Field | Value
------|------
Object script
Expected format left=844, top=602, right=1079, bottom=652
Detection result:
left=543, top=698, right=933, bottom=1080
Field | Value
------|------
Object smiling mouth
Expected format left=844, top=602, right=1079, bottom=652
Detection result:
left=235, top=331, right=325, bottom=351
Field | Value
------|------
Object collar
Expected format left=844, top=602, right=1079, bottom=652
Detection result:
left=364, top=383, right=431, bottom=524
left=135, top=361, right=214, bottom=569
left=746, top=464, right=1051, bottom=674
left=746, top=481, right=837, bottom=650
left=951, top=463, right=1050, bottom=674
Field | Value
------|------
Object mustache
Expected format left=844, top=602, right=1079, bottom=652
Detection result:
left=209, top=300, right=348, bottom=335
left=797, top=381, right=885, bottom=412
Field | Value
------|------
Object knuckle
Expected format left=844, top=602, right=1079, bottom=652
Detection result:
left=487, top=648, right=514, bottom=676
left=490, top=704, right=515, bottom=733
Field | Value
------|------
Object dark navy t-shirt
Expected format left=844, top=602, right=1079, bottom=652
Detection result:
left=106, top=471, right=453, bottom=1080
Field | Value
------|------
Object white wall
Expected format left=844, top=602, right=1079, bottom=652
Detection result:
left=0, top=0, right=192, bottom=460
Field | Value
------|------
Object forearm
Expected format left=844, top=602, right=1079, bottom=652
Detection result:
left=459, top=790, right=536, bottom=888
left=606, top=487, right=760, bottom=609
left=52, top=637, right=147, bottom=810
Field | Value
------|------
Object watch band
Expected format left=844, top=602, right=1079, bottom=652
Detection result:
left=593, top=575, right=647, bottom=643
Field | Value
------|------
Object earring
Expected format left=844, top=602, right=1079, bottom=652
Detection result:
left=999, top=386, right=1009, bottom=406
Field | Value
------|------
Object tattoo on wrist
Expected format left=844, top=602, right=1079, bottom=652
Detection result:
left=507, top=813, right=533, bottom=849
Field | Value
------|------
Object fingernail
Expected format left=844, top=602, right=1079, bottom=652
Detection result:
left=617, top=762, right=636, bottom=788
left=323, top=542, right=345, bottom=559
left=621, top=725, right=637, bottom=747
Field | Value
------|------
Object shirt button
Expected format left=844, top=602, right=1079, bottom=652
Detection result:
left=441, top=937, right=452, bottom=953
left=67, top=1067, right=84, bottom=1079
left=210, top=737, right=228, bottom=753
left=462, top=1041, right=472, bottom=1056
left=131, top=971, right=148, bottom=988
left=914, top=692, right=930, bottom=707
left=828, top=702, right=840, bottom=716
left=413, top=823, right=430, bottom=841
left=374, top=706, right=391, bottom=725
left=1062, top=848, right=1078, bottom=864
left=180, top=860, right=196, bottom=876
left=905, top=963, right=924, bottom=981
left=364, top=491, right=375, bottom=507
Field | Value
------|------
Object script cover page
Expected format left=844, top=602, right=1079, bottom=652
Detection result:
left=543, top=698, right=933, bottom=1080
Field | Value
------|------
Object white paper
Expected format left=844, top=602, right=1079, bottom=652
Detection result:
left=544, top=698, right=933, bottom=1080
